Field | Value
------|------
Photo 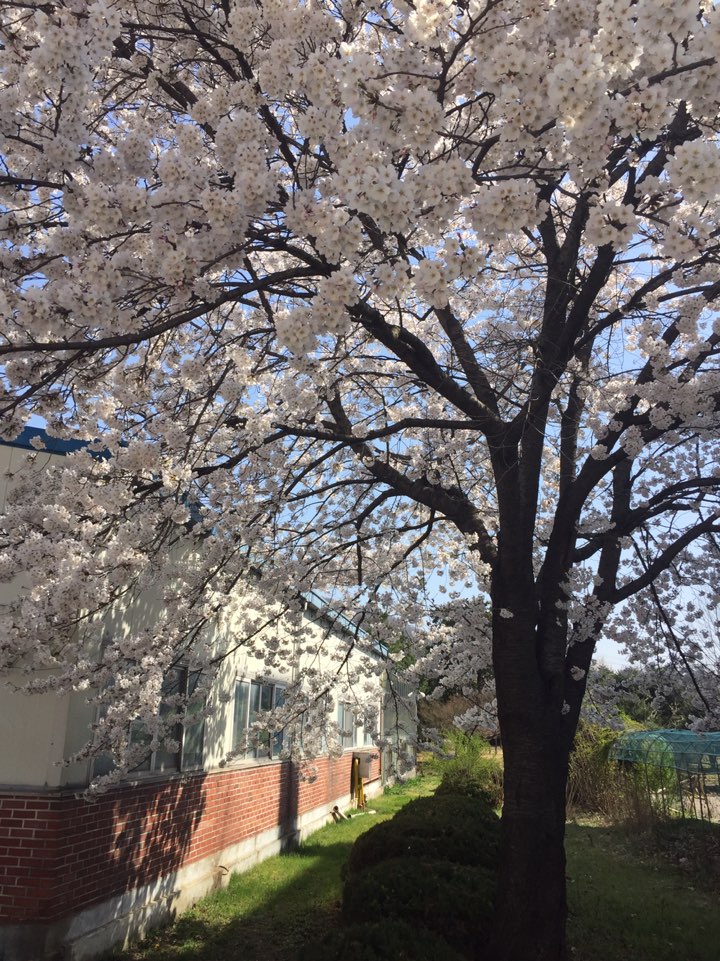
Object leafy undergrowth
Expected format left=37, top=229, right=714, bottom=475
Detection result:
left=647, top=816, right=720, bottom=889
left=566, top=818, right=720, bottom=961
left=105, top=776, right=438, bottom=961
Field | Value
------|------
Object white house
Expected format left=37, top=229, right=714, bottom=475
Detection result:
left=0, top=429, right=416, bottom=961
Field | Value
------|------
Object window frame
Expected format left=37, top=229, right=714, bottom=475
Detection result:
left=364, top=701, right=381, bottom=746
left=92, top=665, right=206, bottom=780
left=233, top=678, right=287, bottom=761
left=337, top=701, right=358, bottom=750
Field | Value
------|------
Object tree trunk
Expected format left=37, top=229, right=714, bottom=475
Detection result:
left=487, top=601, right=571, bottom=961
left=489, top=725, right=569, bottom=961
left=485, top=470, right=575, bottom=961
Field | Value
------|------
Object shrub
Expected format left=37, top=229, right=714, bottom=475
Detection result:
left=342, top=857, right=495, bottom=953
left=567, top=723, right=679, bottom=825
left=394, top=791, right=499, bottom=827
left=611, top=759, right=680, bottom=828
left=346, top=793, right=500, bottom=877
left=337, top=791, right=501, bottom=961
left=435, top=732, right=504, bottom=807
left=299, top=919, right=466, bottom=961
left=567, top=722, right=622, bottom=814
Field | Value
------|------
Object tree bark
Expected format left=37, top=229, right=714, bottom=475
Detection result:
left=490, top=717, right=569, bottom=961
left=488, top=589, right=571, bottom=961
left=482, top=423, right=577, bottom=961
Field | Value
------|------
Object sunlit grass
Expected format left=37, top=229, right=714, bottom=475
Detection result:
left=108, top=776, right=438, bottom=961
left=107, top=761, right=720, bottom=961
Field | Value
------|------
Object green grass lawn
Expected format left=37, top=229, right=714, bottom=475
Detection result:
left=566, top=818, right=720, bottom=961
left=107, top=777, right=436, bottom=961
left=108, top=775, right=720, bottom=961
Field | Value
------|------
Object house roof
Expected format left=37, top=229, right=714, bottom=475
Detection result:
left=0, top=426, right=89, bottom=455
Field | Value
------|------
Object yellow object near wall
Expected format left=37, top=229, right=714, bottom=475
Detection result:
left=352, top=756, right=366, bottom=809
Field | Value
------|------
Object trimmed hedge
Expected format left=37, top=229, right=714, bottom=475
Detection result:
left=303, top=789, right=501, bottom=961
left=346, top=793, right=500, bottom=877
left=393, top=791, right=499, bottom=826
left=298, top=919, right=466, bottom=961
left=342, top=856, right=495, bottom=953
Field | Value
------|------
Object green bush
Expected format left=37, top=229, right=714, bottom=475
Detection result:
left=346, top=793, right=500, bottom=877
left=568, top=723, right=680, bottom=825
left=567, top=722, right=622, bottom=813
left=336, top=790, right=501, bottom=961
left=299, top=919, right=466, bottom=961
left=435, top=732, right=504, bottom=807
left=342, top=857, right=495, bottom=953
left=613, top=758, right=680, bottom=827
left=394, top=791, right=499, bottom=827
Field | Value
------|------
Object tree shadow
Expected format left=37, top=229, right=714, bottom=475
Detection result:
left=565, top=818, right=720, bottom=961
left=105, top=830, right=366, bottom=961
left=50, top=776, right=207, bottom=956
left=277, top=760, right=300, bottom=852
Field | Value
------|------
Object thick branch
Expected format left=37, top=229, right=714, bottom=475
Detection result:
left=325, top=390, right=497, bottom=563
left=611, top=514, right=720, bottom=603
left=351, top=301, right=502, bottom=430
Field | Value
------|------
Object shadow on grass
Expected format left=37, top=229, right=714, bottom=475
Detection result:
left=112, top=839, right=356, bottom=961
left=109, top=779, right=718, bottom=961
left=566, top=818, right=720, bottom=961
left=110, top=781, right=437, bottom=961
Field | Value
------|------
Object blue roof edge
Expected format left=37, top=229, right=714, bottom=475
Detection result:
left=0, top=426, right=89, bottom=455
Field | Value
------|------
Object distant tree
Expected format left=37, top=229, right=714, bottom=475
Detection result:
left=413, top=598, right=498, bottom=738
left=582, top=662, right=696, bottom=728
left=1, top=3, right=720, bottom=959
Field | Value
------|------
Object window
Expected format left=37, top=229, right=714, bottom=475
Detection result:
left=364, top=724, right=375, bottom=747
left=337, top=702, right=357, bottom=749
left=93, top=667, right=205, bottom=778
left=233, top=679, right=285, bottom=759
left=131, top=667, right=205, bottom=773
left=181, top=670, right=206, bottom=770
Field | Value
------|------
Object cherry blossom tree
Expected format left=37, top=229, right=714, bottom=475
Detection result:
left=1, top=1, right=720, bottom=958
left=609, top=538, right=720, bottom=729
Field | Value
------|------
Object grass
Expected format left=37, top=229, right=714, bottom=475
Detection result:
left=108, top=763, right=720, bottom=961
left=107, top=776, right=438, bottom=961
left=566, top=818, right=720, bottom=961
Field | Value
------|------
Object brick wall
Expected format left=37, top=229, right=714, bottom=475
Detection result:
left=0, top=751, right=381, bottom=926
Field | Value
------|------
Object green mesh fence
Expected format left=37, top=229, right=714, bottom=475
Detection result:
left=609, top=729, right=720, bottom=776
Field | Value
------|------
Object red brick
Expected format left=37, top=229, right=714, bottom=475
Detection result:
left=0, top=756, right=358, bottom=924
left=0, top=818, right=26, bottom=829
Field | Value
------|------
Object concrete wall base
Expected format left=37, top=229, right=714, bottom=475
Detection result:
left=0, top=780, right=381, bottom=961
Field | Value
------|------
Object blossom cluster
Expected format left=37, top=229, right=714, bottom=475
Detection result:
left=1, top=0, right=719, bottom=782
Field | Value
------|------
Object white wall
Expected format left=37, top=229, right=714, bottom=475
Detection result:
left=0, top=439, right=390, bottom=788
left=0, top=443, right=77, bottom=787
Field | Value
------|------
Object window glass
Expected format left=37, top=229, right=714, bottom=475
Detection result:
left=124, top=666, right=204, bottom=775
left=338, top=703, right=356, bottom=749
left=92, top=752, right=115, bottom=778
left=249, top=681, right=270, bottom=755
left=181, top=670, right=205, bottom=770
left=272, top=686, right=285, bottom=758
left=154, top=668, right=183, bottom=772
left=129, top=718, right=154, bottom=772
left=261, top=683, right=273, bottom=712
left=233, top=680, right=250, bottom=751
left=234, top=679, right=284, bottom=759
left=364, top=700, right=381, bottom=746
